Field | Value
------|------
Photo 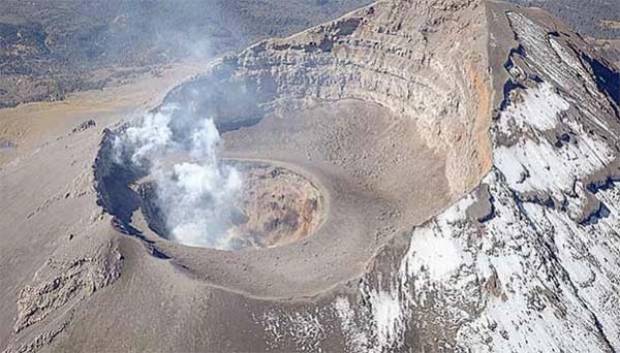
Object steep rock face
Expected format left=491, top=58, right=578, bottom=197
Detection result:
left=170, top=0, right=493, bottom=195
left=246, top=2, right=620, bottom=353
left=249, top=0, right=492, bottom=194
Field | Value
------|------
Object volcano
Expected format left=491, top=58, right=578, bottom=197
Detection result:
left=1, top=0, right=620, bottom=352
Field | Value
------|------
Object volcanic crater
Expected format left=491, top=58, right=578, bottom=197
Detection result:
left=93, top=1, right=490, bottom=299
left=138, top=160, right=325, bottom=250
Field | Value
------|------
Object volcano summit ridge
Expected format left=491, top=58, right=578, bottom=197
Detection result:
left=3, top=1, right=620, bottom=352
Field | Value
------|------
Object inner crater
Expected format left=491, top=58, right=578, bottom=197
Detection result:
left=138, top=161, right=325, bottom=251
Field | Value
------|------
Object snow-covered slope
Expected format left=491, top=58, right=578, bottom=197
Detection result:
left=355, top=6, right=620, bottom=353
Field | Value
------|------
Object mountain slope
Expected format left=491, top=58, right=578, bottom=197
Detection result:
left=1, top=0, right=620, bottom=352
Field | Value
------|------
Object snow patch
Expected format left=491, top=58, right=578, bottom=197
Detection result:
left=405, top=227, right=463, bottom=281
left=333, top=297, right=369, bottom=352
left=497, top=82, right=569, bottom=134
left=494, top=129, right=613, bottom=196
left=367, top=289, right=402, bottom=349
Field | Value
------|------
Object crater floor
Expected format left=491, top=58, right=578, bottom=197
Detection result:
left=121, top=98, right=451, bottom=298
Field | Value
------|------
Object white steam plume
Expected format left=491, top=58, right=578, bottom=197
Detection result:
left=119, top=103, right=242, bottom=249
